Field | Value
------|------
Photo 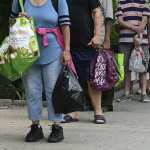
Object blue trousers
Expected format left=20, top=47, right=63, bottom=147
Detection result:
left=22, top=59, right=63, bottom=121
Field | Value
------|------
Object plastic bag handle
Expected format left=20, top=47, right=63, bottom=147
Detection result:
left=19, top=0, right=25, bottom=12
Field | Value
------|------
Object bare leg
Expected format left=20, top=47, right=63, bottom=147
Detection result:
left=87, top=82, right=103, bottom=115
left=139, top=73, right=147, bottom=95
left=67, top=112, right=80, bottom=119
left=146, top=73, right=150, bottom=93
left=125, top=71, right=131, bottom=96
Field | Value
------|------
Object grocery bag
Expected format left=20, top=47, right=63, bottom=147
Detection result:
left=52, top=66, right=84, bottom=114
left=115, top=53, right=125, bottom=87
left=0, top=0, right=39, bottom=81
left=129, top=47, right=146, bottom=73
left=90, top=49, right=119, bottom=91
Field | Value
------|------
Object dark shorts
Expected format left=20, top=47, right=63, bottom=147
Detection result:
left=71, top=49, right=96, bottom=82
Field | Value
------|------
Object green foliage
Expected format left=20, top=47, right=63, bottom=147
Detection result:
left=111, top=0, right=119, bottom=45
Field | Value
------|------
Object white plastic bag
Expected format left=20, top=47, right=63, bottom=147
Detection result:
left=129, top=47, right=146, bottom=73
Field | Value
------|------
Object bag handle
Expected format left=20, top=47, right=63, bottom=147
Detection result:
left=19, top=0, right=25, bottom=12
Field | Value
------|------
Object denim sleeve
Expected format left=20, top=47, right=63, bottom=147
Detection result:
left=11, top=0, right=19, bottom=17
left=58, top=0, right=70, bottom=26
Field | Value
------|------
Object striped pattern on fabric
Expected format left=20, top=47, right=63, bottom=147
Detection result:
left=116, top=0, right=150, bottom=44
left=58, top=15, right=70, bottom=26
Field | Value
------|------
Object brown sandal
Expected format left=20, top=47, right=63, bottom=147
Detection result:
left=94, top=115, right=106, bottom=124
left=61, top=115, right=79, bottom=123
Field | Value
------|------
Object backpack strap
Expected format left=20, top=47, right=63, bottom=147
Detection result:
left=51, top=0, right=58, bottom=13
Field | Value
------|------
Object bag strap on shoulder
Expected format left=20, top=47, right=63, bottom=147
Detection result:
left=51, top=0, right=58, bottom=13
left=18, top=0, right=25, bottom=12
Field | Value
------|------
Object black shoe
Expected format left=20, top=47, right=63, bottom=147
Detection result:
left=102, top=106, right=113, bottom=112
left=25, top=124, right=44, bottom=142
left=48, top=124, right=64, bottom=143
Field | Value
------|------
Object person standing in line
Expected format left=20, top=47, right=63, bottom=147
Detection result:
left=116, top=0, right=150, bottom=102
left=138, top=7, right=150, bottom=96
left=63, top=0, right=114, bottom=123
left=99, top=0, right=114, bottom=112
left=62, top=0, right=106, bottom=124
left=11, top=0, right=71, bottom=143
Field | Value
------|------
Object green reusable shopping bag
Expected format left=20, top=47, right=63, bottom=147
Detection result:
left=115, top=53, right=125, bottom=87
left=0, top=0, right=39, bottom=81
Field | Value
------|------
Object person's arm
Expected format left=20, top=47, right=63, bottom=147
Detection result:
left=93, top=8, right=101, bottom=38
left=133, top=16, right=147, bottom=33
left=58, top=0, right=71, bottom=64
left=135, top=2, right=150, bottom=33
left=102, top=0, right=113, bottom=49
left=88, top=7, right=102, bottom=48
left=61, top=25, right=70, bottom=52
left=118, top=15, right=147, bottom=34
left=61, top=25, right=71, bottom=64
left=118, top=1, right=149, bottom=33
left=117, top=16, right=135, bottom=31
left=103, top=19, right=113, bottom=49
left=116, top=0, right=135, bottom=31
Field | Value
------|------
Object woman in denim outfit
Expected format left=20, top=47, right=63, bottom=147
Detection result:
left=11, top=0, right=71, bottom=143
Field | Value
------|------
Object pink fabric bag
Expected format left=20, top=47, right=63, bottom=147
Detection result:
left=90, top=49, right=119, bottom=91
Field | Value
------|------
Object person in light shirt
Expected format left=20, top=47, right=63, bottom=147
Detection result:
left=116, top=0, right=150, bottom=102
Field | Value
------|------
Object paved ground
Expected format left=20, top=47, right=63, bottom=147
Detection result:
left=0, top=99, right=150, bottom=150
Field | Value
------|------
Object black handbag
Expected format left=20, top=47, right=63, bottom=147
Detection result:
left=52, top=65, right=84, bottom=114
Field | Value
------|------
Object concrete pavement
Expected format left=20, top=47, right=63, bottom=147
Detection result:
left=0, top=100, right=150, bottom=150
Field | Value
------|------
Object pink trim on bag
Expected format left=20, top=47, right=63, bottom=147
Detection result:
left=36, top=27, right=76, bottom=75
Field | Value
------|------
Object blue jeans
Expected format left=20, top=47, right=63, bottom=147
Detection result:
left=22, top=59, right=63, bottom=121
